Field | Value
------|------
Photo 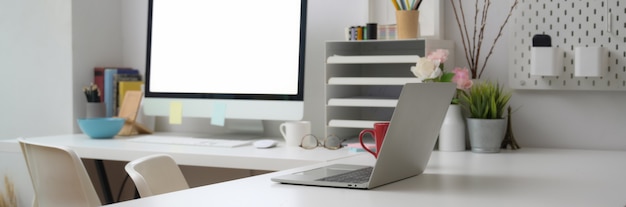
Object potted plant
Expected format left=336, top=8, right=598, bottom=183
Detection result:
left=459, top=80, right=512, bottom=153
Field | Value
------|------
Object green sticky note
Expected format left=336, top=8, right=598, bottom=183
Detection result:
left=169, top=101, right=183, bottom=125
left=211, top=102, right=226, bottom=126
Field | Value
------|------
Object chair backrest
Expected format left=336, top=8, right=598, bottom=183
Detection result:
left=124, top=154, right=189, bottom=197
left=18, top=138, right=101, bottom=207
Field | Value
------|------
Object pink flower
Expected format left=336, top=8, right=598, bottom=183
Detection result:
left=452, top=67, right=473, bottom=90
left=427, top=49, right=449, bottom=64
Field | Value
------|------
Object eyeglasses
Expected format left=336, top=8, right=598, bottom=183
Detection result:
left=299, top=134, right=343, bottom=150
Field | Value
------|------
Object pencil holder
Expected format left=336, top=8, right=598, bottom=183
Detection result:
left=86, top=102, right=106, bottom=118
left=395, top=10, right=419, bottom=39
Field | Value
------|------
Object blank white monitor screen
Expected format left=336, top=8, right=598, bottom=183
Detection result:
left=143, top=0, right=306, bottom=121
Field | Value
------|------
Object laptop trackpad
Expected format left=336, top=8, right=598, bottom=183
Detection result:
left=292, top=164, right=369, bottom=179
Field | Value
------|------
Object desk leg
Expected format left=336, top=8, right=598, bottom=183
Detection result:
left=94, top=159, right=114, bottom=204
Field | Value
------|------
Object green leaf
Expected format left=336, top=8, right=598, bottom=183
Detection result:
left=460, top=80, right=512, bottom=119
left=439, top=72, right=455, bottom=82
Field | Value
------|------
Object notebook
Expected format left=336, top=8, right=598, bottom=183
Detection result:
left=271, top=83, right=456, bottom=189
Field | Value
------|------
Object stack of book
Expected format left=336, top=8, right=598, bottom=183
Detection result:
left=94, top=67, right=143, bottom=117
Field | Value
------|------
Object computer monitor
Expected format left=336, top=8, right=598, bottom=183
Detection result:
left=142, top=0, right=307, bottom=126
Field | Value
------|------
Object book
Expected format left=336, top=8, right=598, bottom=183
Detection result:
left=104, top=69, right=117, bottom=117
left=117, top=81, right=143, bottom=108
left=95, top=67, right=135, bottom=103
left=94, top=67, right=106, bottom=102
left=103, top=68, right=138, bottom=117
left=113, top=73, right=142, bottom=108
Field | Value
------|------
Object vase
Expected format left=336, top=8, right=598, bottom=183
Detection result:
left=466, top=118, right=507, bottom=153
left=438, top=104, right=466, bottom=151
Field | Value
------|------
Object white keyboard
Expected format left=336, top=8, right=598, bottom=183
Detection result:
left=127, top=136, right=252, bottom=148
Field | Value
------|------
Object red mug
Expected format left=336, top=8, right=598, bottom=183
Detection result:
left=359, top=122, right=390, bottom=158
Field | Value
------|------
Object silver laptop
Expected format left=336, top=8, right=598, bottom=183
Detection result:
left=271, top=83, right=456, bottom=189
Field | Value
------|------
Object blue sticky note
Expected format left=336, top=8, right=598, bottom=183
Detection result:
left=211, top=102, right=226, bottom=126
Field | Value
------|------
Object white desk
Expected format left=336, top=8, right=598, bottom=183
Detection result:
left=3, top=134, right=360, bottom=171
left=104, top=148, right=626, bottom=207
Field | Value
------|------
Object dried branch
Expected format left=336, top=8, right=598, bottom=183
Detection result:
left=450, top=0, right=472, bottom=72
left=459, top=0, right=474, bottom=69
left=474, top=0, right=490, bottom=77
left=450, top=0, right=519, bottom=79
left=471, top=0, right=479, bottom=66
left=478, top=0, right=519, bottom=78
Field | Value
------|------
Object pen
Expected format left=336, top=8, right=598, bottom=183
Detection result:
left=405, top=0, right=411, bottom=10
left=415, top=0, right=423, bottom=10
left=391, top=0, right=400, bottom=10
left=83, top=83, right=102, bottom=102
left=399, top=0, right=406, bottom=10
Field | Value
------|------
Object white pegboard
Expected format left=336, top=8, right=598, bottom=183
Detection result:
left=509, top=0, right=626, bottom=90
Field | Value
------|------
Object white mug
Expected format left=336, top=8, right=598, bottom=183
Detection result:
left=279, top=121, right=311, bottom=147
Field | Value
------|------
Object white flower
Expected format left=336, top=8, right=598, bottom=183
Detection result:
left=411, top=57, right=442, bottom=82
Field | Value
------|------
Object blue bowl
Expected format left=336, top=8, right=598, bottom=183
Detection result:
left=77, top=117, right=125, bottom=139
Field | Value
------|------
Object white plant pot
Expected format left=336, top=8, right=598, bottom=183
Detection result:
left=439, top=104, right=465, bottom=151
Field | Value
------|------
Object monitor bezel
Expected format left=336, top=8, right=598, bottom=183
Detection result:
left=144, top=0, right=307, bottom=102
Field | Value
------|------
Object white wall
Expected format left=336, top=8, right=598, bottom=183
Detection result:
left=121, top=0, right=147, bottom=71
left=72, top=0, right=125, bottom=131
left=0, top=0, right=74, bottom=139
left=0, top=0, right=124, bottom=139
left=0, top=0, right=126, bottom=204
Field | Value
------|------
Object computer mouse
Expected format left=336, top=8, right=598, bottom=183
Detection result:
left=253, top=139, right=278, bottom=149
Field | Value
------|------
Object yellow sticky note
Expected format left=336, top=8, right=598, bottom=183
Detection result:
left=210, top=102, right=226, bottom=126
left=169, top=101, right=183, bottom=125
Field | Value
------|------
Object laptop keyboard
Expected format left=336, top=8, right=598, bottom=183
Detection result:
left=316, top=167, right=373, bottom=183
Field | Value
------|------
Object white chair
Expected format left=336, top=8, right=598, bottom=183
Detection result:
left=18, top=138, right=101, bottom=207
left=124, top=154, right=189, bottom=197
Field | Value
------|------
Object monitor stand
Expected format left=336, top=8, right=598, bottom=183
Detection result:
left=154, top=117, right=266, bottom=140
left=201, top=119, right=265, bottom=140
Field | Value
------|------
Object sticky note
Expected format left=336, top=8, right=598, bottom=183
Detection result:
left=346, top=143, right=376, bottom=152
left=210, top=102, right=226, bottom=126
left=169, top=101, right=183, bottom=125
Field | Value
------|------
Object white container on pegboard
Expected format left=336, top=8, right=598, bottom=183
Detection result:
left=574, top=46, right=607, bottom=77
